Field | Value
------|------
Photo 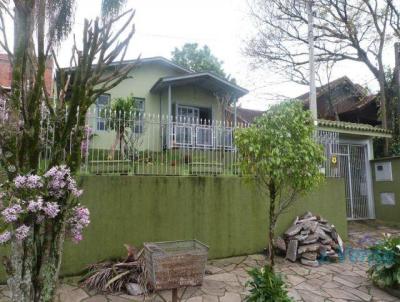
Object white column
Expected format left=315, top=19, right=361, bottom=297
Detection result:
left=167, top=85, right=172, bottom=149
left=233, top=97, right=237, bottom=128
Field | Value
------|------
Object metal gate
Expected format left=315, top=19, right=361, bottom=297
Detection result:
left=336, top=144, right=372, bottom=219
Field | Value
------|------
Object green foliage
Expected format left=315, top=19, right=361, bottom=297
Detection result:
left=245, top=265, right=292, bottom=302
left=101, top=0, right=127, bottom=17
left=368, top=234, right=400, bottom=289
left=171, top=43, right=235, bottom=82
left=235, top=100, right=324, bottom=266
left=235, top=100, right=324, bottom=194
left=109, top=95, right=137, bottom=116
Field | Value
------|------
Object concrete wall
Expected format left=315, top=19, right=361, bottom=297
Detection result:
left=371, top=157, right=400, bottom=223
left=0, top=176, right=347, bottom=280
left=55, top=176, right=347, bottom=276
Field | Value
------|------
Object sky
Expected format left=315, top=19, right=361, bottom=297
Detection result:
left=37, top=1, right=399, bottom=110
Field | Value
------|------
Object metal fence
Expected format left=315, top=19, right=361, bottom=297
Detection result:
left=77, top=110, right=245, bottom=176
left=315, top=130, right=340, bottom=178
left=19, top=107, right=340, bottom=177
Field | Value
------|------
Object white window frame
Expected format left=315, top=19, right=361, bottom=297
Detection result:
left=195, top=125, right=214, bottom=148
left=176, top=104, right=200, bottom=123
left=132, top=97, right=145, bottom=134
left=96, top=94, right=111, bottom=131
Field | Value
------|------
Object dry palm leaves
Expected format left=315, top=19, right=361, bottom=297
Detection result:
left=80, top=244, right=147, bottom=294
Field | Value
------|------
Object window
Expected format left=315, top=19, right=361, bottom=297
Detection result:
left=96, top=94, right=111, bottom=131
left=176, top=105, right=200, bottom=123
left=133, top=97, right=145, bottom=134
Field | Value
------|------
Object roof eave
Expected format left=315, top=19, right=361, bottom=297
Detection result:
left=317, top=125, right=392, bottom=138
left=151, top=72, right=249, bottom=98
left=317, top=119, right=392, bottom=138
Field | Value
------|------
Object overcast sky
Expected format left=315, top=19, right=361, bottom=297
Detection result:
left=57, top=0, right=391, bottom=110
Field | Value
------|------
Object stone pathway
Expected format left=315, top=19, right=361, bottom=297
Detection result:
left=0, top=221, right=399, bottom=301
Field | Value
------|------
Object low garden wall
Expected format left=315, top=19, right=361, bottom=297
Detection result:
left=371, top=157, right=400, bottom=224
left=0, top=175, right=347, bottom=280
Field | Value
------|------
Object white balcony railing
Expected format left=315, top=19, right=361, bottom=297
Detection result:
left=171, top=122, right=234, bottom=150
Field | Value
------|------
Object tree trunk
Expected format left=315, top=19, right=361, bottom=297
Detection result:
left=8, top=231, right=34, bottom=302
left=35, top=218, right=67, bottom=302
left=268, top=181, right=277, bottom=268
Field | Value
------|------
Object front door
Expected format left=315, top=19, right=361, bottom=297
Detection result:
left=337, top=144, right=372, bottom=219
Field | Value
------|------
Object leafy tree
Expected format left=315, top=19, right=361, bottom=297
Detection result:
left=171, top=43, right=235, bottom=82
left=0, top=1, right=135, bottom=301
left=246, top=0, right=400, bottom=155
left=102, top=95, right=143, bottom=159
left=235, top=101, right=325, bottom=267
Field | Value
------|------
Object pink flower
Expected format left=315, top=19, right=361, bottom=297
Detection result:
left=14, top=175, right=26, bottom=188
left=15, top=225, right=30, bottom=241
left=0, top=231, right=11, bottom=244
left=42, top=202, right=60, bottom=218
left=13, top=174, right=43, bottom=189
left=27, top=198, right=43, bottom=213
left=2, top=204, right=23, bottom=223
left=68, top=206, right=90, bottom=243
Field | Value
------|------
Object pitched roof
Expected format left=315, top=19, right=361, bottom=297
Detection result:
left=151, top=72, right=249, bottom=98
left=236, top=107, right=264, bottom=123
left=108, top=56, right=192, bottom=74
left=297, top=76, right=366, bottom=101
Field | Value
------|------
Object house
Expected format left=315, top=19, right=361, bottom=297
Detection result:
left=88, top=57, right=249, bottom=152
left=297, top=76, right=380, bottom=126
left=224, top=76, right=380, bottom=126
left=225, top=107, right=264, bottom=124
left=0, top=53, right=54, bottom=94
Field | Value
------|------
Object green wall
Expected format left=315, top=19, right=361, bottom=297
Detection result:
left=0, top=176, right=347, bottom=280
left=60, top=176, right=347, bottom=276
left=372, top=157, right=400, bottom=223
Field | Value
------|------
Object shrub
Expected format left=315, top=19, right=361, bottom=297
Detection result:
left=368, top=233, right=400, bottom=289
left=245, top=265, right=292, bottom=302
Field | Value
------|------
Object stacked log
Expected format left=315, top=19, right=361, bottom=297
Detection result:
left=274, top=212, right=344, bottom=267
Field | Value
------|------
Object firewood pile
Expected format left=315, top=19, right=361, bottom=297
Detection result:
left=274, top=212, right=344, bottom=267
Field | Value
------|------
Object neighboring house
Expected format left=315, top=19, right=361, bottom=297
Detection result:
left=0, top=53, right=54, bottom=94
left=88, top=57, right=249, bottom=151
left=297, top=76, right=380, bottom=126
left=225, top=107, right=264, bottom=124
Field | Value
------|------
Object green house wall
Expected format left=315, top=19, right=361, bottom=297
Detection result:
left=371, top=157, right=400, bottom=224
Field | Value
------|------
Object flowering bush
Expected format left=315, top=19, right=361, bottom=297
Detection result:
left=0, top=165, right=89, bottom=245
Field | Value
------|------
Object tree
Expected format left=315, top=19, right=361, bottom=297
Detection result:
left=246, top=0, right=400, bottom=155
left=102, top=95, right=143, bottom=159
left=171, top=43, right=235, bottom=82
left=235, top=101, right=324, bottom=267
left=0, top=1, right=136, bottom=301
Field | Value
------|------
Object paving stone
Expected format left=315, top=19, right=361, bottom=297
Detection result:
left=205, top=265, right=223, bottom=275
left=219, top=292, right=241, bottom=302
left=321, top=281, right=340, bottom=289
left=204, top=273, right=238, bottom=283
left=285, top=274, right=306, bottom=286
left=287, top=288, right=302, bottom=301
left=107, top=295, right=132, bottom=301
left=297, top=289, right=326, bottom=302
left=185, top=297, right=202, bottom=302
left=83, top=295, right=108, bottom=302
left=56, top=284, right=89, bottom=302
left=333, top=276, right=359, bottom=288
left=341, top=286, right=372, bottom=301
left=324, top=288, right=362, bottom=300
left=202, top=295, right=219, bottom=302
